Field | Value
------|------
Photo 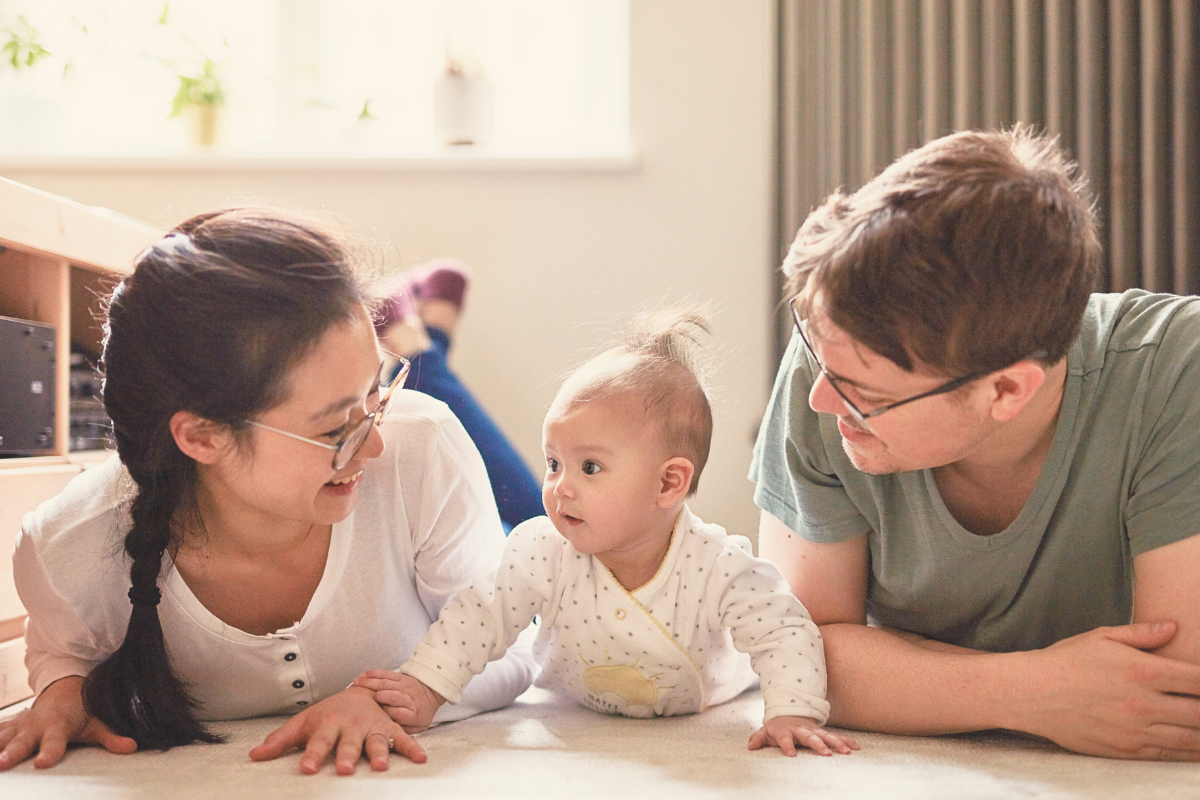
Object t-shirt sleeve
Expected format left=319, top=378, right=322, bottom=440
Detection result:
left=405, top=410, right=535, bottom=709
left=13, top=527, right=107, bottom=696
left=409, top=411, right=509, bottom=619
left=1125, top=300, right=1200, bottom=556
left=749, top=333, right=872, bottom=543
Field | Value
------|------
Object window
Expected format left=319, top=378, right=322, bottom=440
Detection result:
left=0, top=0, right=630, bottom=158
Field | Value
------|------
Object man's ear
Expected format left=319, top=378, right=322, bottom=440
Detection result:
left=986, top=360, right=1049, bottom=423
left=169, top=411, right=234, bottom=465
left=657, top=457, right=696, bottom=508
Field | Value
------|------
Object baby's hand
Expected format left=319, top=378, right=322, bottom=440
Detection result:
left=748, top=715, right=859, bottom=757
left=351, top=670, right=445, bottom=734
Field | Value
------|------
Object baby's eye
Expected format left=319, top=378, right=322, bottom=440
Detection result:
left=546, top=458, right=560, bottom=474
left=582, top=460, right=601, bottom=475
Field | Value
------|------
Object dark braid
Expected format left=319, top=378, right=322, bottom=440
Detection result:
left=82, top=208, right=371, bottom=749
left=83, top=451, right=215, bottom=746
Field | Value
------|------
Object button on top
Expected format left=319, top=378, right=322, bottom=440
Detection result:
left=296, top=700, right=308, bottom=706
left=614, top=609, right=627, bottom=620
left=284, top=653, right=297, bottom=662
left=292, top=679, right=305, bottom=689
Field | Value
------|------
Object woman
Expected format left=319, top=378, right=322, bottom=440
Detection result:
left=0, top=208, right=533, bottom=774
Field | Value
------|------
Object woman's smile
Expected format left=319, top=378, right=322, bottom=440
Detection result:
left=323, top=470, right=363, bottom=496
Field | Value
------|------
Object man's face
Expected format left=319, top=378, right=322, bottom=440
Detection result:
left=803, top=305, right=996, bottom=475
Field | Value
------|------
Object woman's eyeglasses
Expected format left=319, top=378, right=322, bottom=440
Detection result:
left=245, top=356, right=411, bottom=470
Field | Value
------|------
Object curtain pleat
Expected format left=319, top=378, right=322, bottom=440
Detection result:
left=774, top=0, right=1200, bottom=335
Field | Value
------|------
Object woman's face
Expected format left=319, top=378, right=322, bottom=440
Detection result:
left=199, top=305, right=387, bottom=533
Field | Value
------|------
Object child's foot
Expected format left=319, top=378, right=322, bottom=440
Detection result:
left=374, top=276, right=431, bottom=358
left=405, top=258, right=471, bottom=336
left=380, top=315, right=431, bottom=359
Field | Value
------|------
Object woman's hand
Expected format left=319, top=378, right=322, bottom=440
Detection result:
left=352, top=669, right=445, bottom=733
left=249, top=685, right=426, bottom=775
left=748, top=715, right=859, bottom=757
left=0, top=676, right=137, bottom=770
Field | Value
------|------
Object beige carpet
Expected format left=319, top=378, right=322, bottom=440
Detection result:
left=1, top=687, right=1195, bottom=799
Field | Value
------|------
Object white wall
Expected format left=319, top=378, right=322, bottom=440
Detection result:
left=3, top=1, right=777, bottom=538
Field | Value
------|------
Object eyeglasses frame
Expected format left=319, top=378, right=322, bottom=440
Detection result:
left=789, top=297, right=985, bottom=425
left=245, top=355, right=411, bottom=470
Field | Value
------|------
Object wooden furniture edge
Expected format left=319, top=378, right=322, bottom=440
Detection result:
left=0, top=176, right=160, bottom=276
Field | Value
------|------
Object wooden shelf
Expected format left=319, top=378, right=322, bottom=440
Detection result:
left=0, top=178, right=158, bottom=456
left=0, top=176, right=159, bottom=708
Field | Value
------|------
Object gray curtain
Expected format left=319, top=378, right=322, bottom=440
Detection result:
left=774, top=0, right=1200, bottom=357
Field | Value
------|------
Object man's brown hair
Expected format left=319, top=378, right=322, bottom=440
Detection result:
left=785, top=126, right=1101, bottom=375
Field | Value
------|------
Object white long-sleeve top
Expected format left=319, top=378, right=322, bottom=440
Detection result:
left=14, top=390, right=534, bottom=722
left=401, top=508, right=831, bottom=723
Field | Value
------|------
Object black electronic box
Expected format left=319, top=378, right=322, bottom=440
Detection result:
left=0, top=315, right=56, bottom=455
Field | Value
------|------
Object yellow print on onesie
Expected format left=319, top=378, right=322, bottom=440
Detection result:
left=579, top=652, right=677, bottom=713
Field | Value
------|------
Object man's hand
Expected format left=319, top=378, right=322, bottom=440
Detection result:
left=748, top=715, right=859, bottom=757
left=1013, top=621, right=1200, bottom=761
left=0, top=676, right=137, bottom=771
left=352, top=670, right=445, bottom=734
left=249, top=686, right=426, bottom=774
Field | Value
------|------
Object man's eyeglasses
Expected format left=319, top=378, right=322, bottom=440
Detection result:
left=789, top=297, right=983, bottom=427
left=246, top=356, right=411, bottom=471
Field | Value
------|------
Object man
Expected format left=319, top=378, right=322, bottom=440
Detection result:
left=751, top=127, right=1200, bottom=761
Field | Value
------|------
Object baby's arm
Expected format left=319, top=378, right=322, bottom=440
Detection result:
left=364, top=522, right=555, bottom=718
left=714, top=547, right=854, bottom=755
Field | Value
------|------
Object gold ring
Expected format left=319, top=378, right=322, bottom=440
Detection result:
left=365, top=731, right=394, bottom=751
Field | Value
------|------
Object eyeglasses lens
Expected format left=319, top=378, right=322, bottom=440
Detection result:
left=335, top=419, right=372, bottom=470
left=792, top=305, right=871, bottom=426
left=332, top=358, right=410, bottom=470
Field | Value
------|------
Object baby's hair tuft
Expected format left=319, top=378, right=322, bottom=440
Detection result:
left=559, top=303, right=715, bottom=495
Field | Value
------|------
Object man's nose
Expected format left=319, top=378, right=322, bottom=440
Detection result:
left=808, top=370, right=844, bottom=416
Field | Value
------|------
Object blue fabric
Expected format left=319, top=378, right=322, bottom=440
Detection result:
left=399, top=328, right=545, bottom=531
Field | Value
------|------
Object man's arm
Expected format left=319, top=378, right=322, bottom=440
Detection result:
left=758, top=511, right=1200, bottom=760
left=1134, top=533, right=1200, bottom=663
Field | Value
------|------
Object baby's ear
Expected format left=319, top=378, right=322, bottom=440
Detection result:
left=657, top=457, right=695, bottom=508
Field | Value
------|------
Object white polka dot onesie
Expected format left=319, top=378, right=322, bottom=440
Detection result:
left=400, top=506, right=830, bottom=723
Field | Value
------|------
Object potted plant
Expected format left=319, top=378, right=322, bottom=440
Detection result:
left=169, top=55, right=226, bottom=147
left=340, top=99, right=379, bottom=150
left=0, top=14, right=65, bottom=151
left=433, top=50, right=494, bottom=146
left=157, top=5, right=228, bottom=147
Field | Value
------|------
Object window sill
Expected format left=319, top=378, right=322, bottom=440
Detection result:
left=0, top=147, right=640, bottom=173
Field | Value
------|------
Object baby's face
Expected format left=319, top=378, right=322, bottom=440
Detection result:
left=541, top=393, right=671, bottom=563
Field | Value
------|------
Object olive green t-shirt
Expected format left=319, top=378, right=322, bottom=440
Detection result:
left=749, top=291, right=1200, bottom=652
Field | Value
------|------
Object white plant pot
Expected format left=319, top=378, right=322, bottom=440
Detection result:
left=0, top=97, right=63, bottom=152
left=434, top=75, right=495, bottom=146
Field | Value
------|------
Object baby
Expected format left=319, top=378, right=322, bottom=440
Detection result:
left=355, top=309, right=857, bottom=756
